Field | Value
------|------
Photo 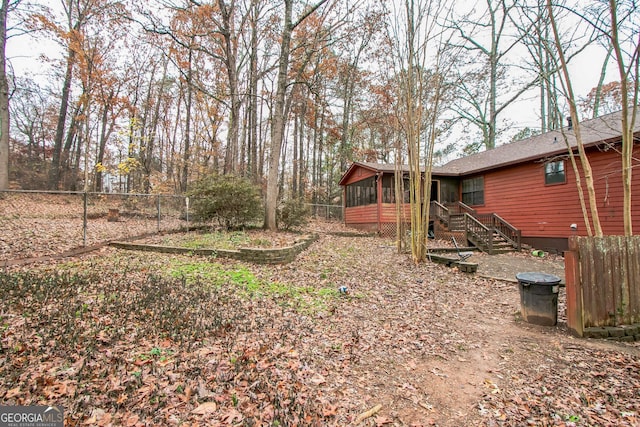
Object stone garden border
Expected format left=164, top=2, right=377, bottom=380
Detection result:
left=110, top=233, right=319, bottom=264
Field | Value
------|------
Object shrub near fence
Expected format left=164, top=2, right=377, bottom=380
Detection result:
left=0, top=190, right=187, bottom=262
left=565, top=236, right=640, bottom=339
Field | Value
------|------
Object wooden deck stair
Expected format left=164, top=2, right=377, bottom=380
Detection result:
left=430, top=201, right=522, bottom=255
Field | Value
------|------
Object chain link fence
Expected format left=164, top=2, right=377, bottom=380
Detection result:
left=0, top=190, right=189, bottom=262
left=307, top=203, right=343, bottom=221
left=0, top=191, right=344, bottom=263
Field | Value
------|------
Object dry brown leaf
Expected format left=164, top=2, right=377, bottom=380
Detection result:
left=124, top=413, right=139, bottom=426
left=309, top=373, right=326, bottom=385
left=221, top=408, right=243, bottom=423
left=191, top=401, right=217, bottom=415
left=4, top=387, right=21, bottom=399
left=355, top=404, right=382, bottom=424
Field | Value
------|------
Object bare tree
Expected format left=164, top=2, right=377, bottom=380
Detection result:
left=0, top=0, right=13, bottom=190
left=514, top=0, right=561, bottom=132
left=450, top=0, right=541, bottom=150
left=46, top=0, right=83, bottom=189
left=546, top=0, right=603, bottom=237
left=263, top=0, right=330, bottom=231
left=605, top=0, right=639, bottom=235
left=545, top=0, right=639, bottom=237
left=386, top=0, right=456, bottom=262
left=335, top=5, right=383, bottom=172
left=244, top=0, right=266, bottom=181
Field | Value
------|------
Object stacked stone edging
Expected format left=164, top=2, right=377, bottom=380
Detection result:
left=582, top=324, right=640, bottom=342
left=110, top=234, right=318, bottom=264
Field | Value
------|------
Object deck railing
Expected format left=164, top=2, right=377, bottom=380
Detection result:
left=463, top=214, right=496, bottom=253
left=430, top=201, right=521, bottom=253
left=430, top=201, right=449, bottom=226
left=490, top=213, right=521, bottom=250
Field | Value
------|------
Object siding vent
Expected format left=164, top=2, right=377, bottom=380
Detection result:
left=567, top=117, right=573, bottom=130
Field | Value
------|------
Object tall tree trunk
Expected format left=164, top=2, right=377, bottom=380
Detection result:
left=50, top=47, right=76, bottom=190
left=0, top=0, right=9, bottom=190
left=592, top=46, right=613, bottom=118
left=258, top=94, right=265, bottom=179
left=299, top=95, right=306, bottom=198
left=339, top=72, right=352, bottom=172
left=608, top=0, right=637, bottom=236
left=181, top=47, right=193, bottom=193
left=239, top=104, right=248, bottom=176
left=311, top=104, right=318, bottom=203
left=487, top=5, right=498, bottom=149
left=292, top=100, right=299, bottom=197
left=264, top=0, right=294, bottom=230
left=219, top=0, right=241, bottom=174
left=248, top=30, right=258, bottom=180
left=145, top=58, right=169, bottom=192
left=126, top=113, right=135, bottom=192
left=264, top=0, right=328, bottom=230
left=316, top=98, right=325, bottom=202
left=61, top=107, right=79, bottom=189
left=72, top=130, right=82, bottom=191
left=547, top=0, right=603, bottom=236
left=95, top=103, right=110, bottom=191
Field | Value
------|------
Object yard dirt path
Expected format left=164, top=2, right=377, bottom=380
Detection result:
left=266, top=233, right=639, bottom=425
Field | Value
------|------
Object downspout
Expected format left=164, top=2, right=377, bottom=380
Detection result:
left=377, top=172, right=383, bottom=234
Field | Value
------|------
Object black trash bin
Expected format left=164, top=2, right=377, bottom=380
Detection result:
left=516, top=272, right=561, bottom=326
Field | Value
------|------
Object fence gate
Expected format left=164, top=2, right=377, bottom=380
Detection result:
left=565, top=236, right=640, bottom=338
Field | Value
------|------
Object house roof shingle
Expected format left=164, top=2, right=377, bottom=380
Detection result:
left=341, top=109, right=639, bottom=181
left=437, top=109, right=639, bottom=175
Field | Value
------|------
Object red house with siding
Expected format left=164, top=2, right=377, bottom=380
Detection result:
left=339, top=109, right=640, bottom=254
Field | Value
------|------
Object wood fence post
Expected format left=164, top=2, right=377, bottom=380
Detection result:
left=565, top=236, right=583, bottom=336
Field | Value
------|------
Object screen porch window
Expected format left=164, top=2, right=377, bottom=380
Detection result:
left=381, top=175, right=410, bottom=203
left=462, top=176, right=484, bottom=206
left=545, top=160, right=566, bottom=185
left=346, top=176, right=377, bottom=207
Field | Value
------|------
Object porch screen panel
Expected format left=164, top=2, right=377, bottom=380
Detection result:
left=381, top=175, right=410, bottom=203
left=346, top=176, right=377, bottom=207
left=462, top=176, right=484, bottom=206
left=382, top=175, right=394, bottom=203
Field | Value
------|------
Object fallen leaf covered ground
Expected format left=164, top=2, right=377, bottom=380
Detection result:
left=0, top=192, right=184, bottom=262
left=1, top=194, right=639, bottom=426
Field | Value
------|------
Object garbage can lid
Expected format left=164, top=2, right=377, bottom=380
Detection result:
left=515, top=272, right=561, bottom=285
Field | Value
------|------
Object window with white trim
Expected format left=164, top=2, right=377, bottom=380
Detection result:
left=545, top=160, right=566, bottom=185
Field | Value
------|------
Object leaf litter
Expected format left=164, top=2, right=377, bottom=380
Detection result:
left=0, top=218, right=639, bottom=426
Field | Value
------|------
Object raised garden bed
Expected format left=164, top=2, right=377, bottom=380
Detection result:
left=111, top=232, right=318, bottom=264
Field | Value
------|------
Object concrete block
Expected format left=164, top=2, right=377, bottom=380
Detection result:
left=606, top=327, right=626, bottom=338
left=583, top=327, right=609, bottom=339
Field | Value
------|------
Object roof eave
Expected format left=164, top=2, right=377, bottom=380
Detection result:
left=448, top=133, right=628, bottom=176
left=337, top=162, right=381, bottom=186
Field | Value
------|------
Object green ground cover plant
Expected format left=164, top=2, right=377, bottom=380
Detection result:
left=2, top=232, right=639, bottom=427
left=0, top=250, right=341, bottom=425
left=159, top=230, right=275, bottom=250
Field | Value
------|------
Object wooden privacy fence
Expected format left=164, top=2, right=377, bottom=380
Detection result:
left=565, top=236, right=640, bottom=338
